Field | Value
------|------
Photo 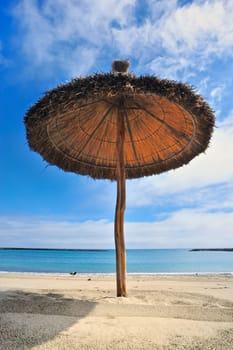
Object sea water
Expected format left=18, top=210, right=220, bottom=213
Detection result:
left=0, top=249, right=233, bottom=274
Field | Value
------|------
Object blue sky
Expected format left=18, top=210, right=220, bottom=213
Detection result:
left=1, top=0, right=233, bottom=249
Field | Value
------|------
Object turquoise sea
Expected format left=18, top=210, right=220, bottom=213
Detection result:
left=0, top=249, right=233, bottom=274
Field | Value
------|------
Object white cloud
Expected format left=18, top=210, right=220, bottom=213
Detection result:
left=126, top=209, right=233, bottom=248
left=112, top=0, right=233, bottom=78
left=1, top=209, right=232, bottom=249
left=12, top=0, right=136, bottom=77
left=210, top=86, right=224, bottom=101
left=147, top=0, right=178, bottom=20
left=147, top=55, right=195, bottom=81
left=159, top=1, right=233, bottom=56
left=0, top=216, right=114, bottom=249
left=12, top=0, right=233, bottom=79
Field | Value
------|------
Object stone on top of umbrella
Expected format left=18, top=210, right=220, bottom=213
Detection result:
left=24, top=60, right=215, bottom=297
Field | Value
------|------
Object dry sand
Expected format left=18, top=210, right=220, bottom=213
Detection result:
left=0, top=273, right=232, bottom=349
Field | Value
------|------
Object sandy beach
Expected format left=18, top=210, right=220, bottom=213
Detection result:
left=0, top=273, right=232, bottom=349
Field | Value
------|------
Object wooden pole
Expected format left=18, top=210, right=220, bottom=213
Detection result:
left=114, top=97, right=127, bottom=297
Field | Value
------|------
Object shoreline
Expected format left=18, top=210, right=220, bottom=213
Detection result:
left=1, top=247, right=233, bottom=251
left=1, top=270, right=233, bottom=276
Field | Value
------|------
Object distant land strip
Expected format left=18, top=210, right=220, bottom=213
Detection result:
left=190, top=248, right=233, bottom=252
left=0, top=248, right=109, bottom=252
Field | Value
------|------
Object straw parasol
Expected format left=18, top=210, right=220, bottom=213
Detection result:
left=24, top=60, right=214, bottom=297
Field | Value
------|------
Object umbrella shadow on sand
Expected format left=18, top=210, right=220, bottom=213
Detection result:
left=0, top=289, right=97, bottom=349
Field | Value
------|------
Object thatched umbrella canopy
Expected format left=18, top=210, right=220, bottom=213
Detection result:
left=24, top=60, right=214, bottom=297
